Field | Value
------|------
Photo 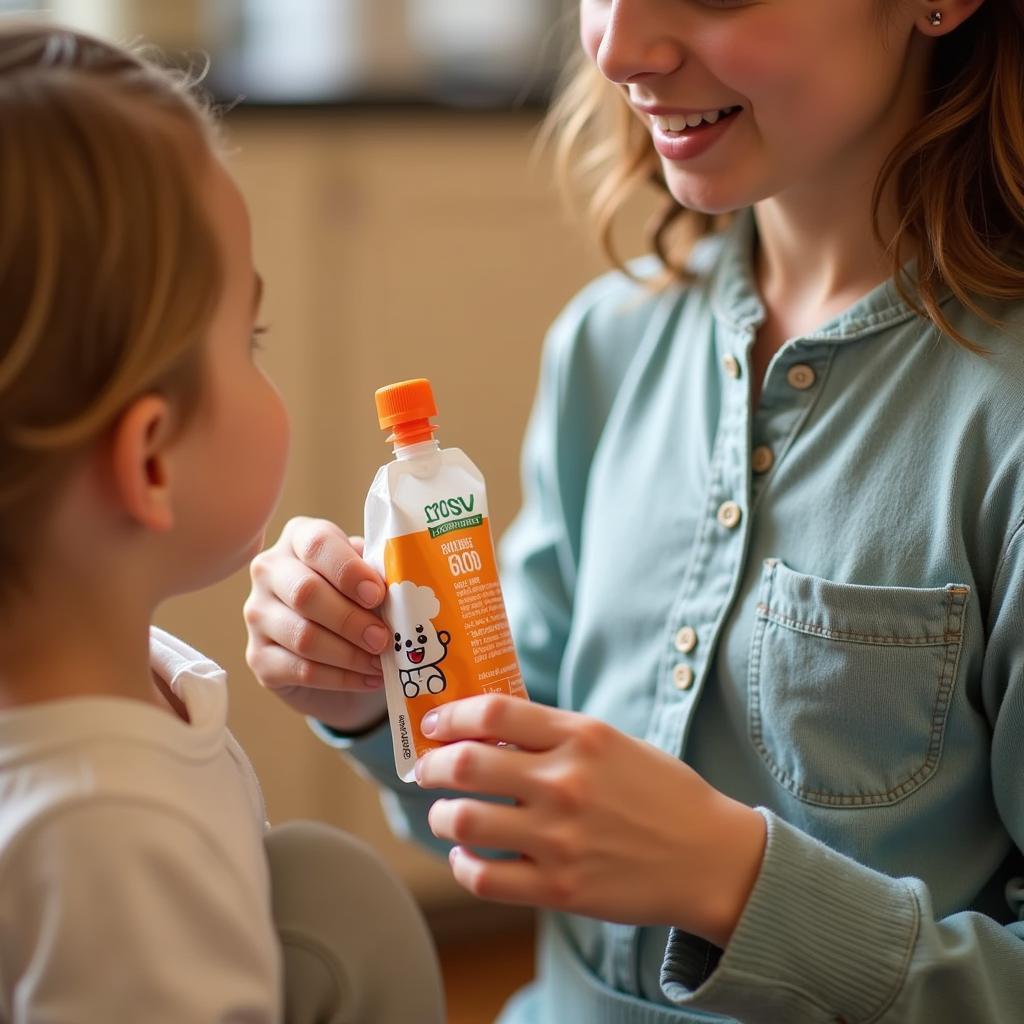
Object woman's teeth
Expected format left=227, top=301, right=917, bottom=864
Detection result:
left=652, top=107, right=739, bottom=132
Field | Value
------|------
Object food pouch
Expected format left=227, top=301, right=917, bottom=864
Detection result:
left=364, top=378, right=529, bottom=781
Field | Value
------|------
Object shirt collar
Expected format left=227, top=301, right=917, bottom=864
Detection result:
left=707, top=207, right=936, bottom=343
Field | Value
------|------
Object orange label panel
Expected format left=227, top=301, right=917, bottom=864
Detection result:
left=383, top=517, right=528, bottom=756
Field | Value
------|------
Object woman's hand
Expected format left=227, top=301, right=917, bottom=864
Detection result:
left=243, top=517, right=389, bottom=732
left=415, top=695, right=766, bottom=948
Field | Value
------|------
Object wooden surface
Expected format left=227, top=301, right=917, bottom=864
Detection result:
left=438, top=917, right=537, bottom=1024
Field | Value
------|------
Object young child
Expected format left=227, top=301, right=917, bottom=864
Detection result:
left=244, top=0, right=1024, bottom=1021
left=0, top=23, right=443, bottom=1023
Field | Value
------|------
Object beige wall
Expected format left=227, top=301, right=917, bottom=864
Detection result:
left=156, top=111, right=653, bottom=910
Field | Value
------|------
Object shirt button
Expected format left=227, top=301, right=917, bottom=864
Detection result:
left=673, top=664, right=695, bottom=691
left=722, top=354, right=741, bottom=379
left=787, top=364, right=816, bottom=391
left=674, top=626, right=698, bottom=654
left=752, top=445, right=775, bottom=474
left=717, top=500, right=742, bottom=529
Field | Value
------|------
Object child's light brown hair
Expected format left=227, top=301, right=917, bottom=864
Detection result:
left=546, top=1, right=1024, bottom=352
left=0, top=24, right=223, bottom=595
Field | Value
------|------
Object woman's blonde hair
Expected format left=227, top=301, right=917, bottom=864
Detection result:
left=546, top=1, right=1024, bottom=352
left=0, top=23, right=223, bottom=593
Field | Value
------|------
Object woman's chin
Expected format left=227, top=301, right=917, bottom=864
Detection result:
left=669, top=190, right=748, bottom=218
left=662, top=171, right=753, bottom=217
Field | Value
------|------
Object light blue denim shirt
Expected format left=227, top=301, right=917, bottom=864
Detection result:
left=314, top=210, right=1024, bottom=1023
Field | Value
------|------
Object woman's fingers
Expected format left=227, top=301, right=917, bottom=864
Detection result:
left=445, top=847, right=548, bottom=907
left=252, top=599, right=383, bottom=677
left=244, top=518, right=393, bottom=728
left=284, top=518, right=383, bottom=609
left=415, top=740, right=540, bottom=798
left=246, top=637, right=383, bottom=694
left=252, top=551, right=390, bottom=656
left=420, top=694, right=575, bottom=751
left=427, top=799, right=535, bottom=857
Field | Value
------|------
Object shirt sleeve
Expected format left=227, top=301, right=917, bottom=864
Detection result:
left=661, top=520, right=1024, bottom=1023
left=0, top=799, right=281, bottom=1023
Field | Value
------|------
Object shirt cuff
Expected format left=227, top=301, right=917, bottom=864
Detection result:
left=307, top=712, right=388, bottom=747
left=660, top=807, right=920, bottom=1023
left=305, top=714, right=397, bottom=784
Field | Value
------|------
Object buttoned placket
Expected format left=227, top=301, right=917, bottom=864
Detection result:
left=749, top=345, right=835, bottom=511
left=602, top=317, right=765, bottom=991
left=642, top=321, right=840, bottom=759
left=603, top=211, right=926, bottom=997
left=614, top=327, right=835, bottom=991
left=645, top=321, right=757, bottom=764
left=605, top=319, right=760, bottom=996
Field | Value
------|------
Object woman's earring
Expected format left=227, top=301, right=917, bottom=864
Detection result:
left=928, top=10, right=943, bottom=26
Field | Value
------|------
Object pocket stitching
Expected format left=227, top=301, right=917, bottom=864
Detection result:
left=755, top=603, right=962, bottom=647
left=749, top=576, right=968, bottom=808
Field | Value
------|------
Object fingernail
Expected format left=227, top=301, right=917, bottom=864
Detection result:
left=356, top=581, right=382, bottom=607
left=421, top=710, right=439, bottom=736
left=363, top=625, right=388, bottom=652
left=364, top=676, right=383, bottom=689
left=414, top=756, right=426, bottom=782
left=448, top=846, right=459, bottom=866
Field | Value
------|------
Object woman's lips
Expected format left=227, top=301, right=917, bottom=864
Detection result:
left=648, top=107, right=742, bottom=161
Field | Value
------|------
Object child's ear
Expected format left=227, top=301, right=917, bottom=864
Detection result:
left=109, top=394, right=177, bottom=532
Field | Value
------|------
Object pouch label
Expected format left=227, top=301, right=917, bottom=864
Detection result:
left=383, top=516, right=527, bottom=757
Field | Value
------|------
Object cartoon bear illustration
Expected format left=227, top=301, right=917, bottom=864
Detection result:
left=387, top=581, right=451, bottom=699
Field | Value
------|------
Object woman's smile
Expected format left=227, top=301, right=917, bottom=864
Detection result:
left=646, top=105, right=743, bottom=161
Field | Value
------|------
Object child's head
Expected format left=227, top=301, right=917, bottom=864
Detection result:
left=0, top=24, right=289, bottom=607
left=553, top=0, right=1019, bottom=349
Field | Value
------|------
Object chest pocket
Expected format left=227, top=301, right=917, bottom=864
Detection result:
left=748, top=559, right=968, bottom=808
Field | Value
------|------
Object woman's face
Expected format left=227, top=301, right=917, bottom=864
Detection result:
left=579, top=0, right=935, bottom=214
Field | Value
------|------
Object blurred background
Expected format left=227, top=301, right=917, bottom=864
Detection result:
left=9, top=2, right=655, bottom=1018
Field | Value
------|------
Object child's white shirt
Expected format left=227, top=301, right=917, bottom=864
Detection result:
left=0, top=627, right=281, bottom=1022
